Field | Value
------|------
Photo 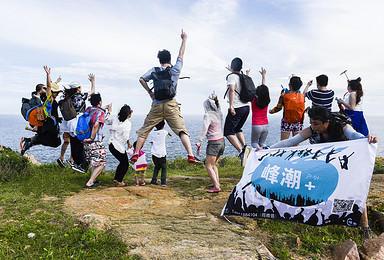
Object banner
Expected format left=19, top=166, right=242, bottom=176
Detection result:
left=221, top=139, right=377, bottom=227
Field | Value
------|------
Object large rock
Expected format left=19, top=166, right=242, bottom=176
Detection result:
left=359, top=233, right=384, bottom=260
left=331, top=240, right=360, bottom=260
left=370, top=210, right=384, bottom=232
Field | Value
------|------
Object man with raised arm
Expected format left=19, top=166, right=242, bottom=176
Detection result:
left=130, top=30, right=202, bottom=164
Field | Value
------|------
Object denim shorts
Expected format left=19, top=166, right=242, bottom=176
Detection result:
left=206, top=138, right=225, bottom=156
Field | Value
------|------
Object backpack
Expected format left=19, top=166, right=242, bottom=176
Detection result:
left=331, top=111, right=353, bottom=127
left=59, top=96, right=77, bottom=121
left=75, top=107, right=103, bottom=141
left=283, top=92, right=305, bottom=123
left=224, top=72, right=256, bottom=103
left=21, top=98, right=31, bottom=120
left=150, top=67, right=175, bottom=101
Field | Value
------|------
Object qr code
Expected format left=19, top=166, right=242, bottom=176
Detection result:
left=332, top=199, right=354, bottom=213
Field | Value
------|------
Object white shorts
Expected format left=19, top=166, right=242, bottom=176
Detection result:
left=59, top=115, right=80, bottom=137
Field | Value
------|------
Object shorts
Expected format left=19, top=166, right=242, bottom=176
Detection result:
left=224, top=106, right=250, bottom=136
left=136, top=99, right=189, bottom=139
left=206, top=138, right=225, bottom=156
left=135, top=170, right=146, bottom=176
left=281, top=118, right=303, bottom=133
left=84, top=141, right=106, bottom=167
left=59, top=115, right=79, bottom=137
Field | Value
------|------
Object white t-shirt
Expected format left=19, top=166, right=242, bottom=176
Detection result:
left=226, top=73, right=249, bottom=108
left=106, top=117, right=131, bottom=154
left=343, top=91, right=363, bottom=111
left=149, top=129, right=169, bottom=158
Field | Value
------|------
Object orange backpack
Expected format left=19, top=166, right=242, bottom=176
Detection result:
left=283, top=92, right=305, bottom=123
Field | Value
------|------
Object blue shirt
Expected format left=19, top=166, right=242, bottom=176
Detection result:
left=141, top=57, right=183, bottom=104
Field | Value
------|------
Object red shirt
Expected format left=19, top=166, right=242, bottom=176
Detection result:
left=251, top=98, right=268, bottom=125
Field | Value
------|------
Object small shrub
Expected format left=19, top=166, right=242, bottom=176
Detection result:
left=0, top=147, right=32, bottom=182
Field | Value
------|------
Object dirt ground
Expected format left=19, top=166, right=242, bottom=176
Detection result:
left=64, top=174, right=384, bottom=259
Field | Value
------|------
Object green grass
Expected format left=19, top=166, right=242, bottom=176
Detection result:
left=374, top=157, right=384, bottom=174
left=0, top=148, right=381, bottom=259
left=0, top=148, right=129, bottom=259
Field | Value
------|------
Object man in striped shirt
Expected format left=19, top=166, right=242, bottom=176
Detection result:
left=303, top=74, right=334, bottom=111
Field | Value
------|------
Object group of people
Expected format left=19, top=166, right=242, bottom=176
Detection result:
left=19, top=30, right=378, bottom=237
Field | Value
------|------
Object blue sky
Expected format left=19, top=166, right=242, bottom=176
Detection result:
left=1, top=0, right=382, bottom=116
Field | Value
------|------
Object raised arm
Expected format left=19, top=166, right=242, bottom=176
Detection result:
left=178, top=29, right=187, bottom=60
left=44, top=66, right=52, bottom=97
left=259, top=67, right=266, bottom=85
left=87, top=74, right=96, bottom=96
left=303, top=80, right=313, bottom=96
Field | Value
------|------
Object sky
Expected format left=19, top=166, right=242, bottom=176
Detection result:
left=0, top=0, right=383, bottom=116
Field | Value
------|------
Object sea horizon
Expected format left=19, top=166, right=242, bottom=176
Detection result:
left=1, top=114, right=382, bottom=171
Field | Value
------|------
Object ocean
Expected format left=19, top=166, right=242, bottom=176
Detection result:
left=0, top=114, right=382, bottom=171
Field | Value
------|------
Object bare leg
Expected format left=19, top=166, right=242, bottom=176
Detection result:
left=281, top=131, right=291, bottom=141
left=134, top=136, right=146, bottom=155
left=135, top=174, right=139, bottom=185
left=361, top=206, right=369, bottom=227
left=225, top=135, right=242, bottom=152
left=180, top=132, right=194, bottom=156
left=206, top=154, right=221, bottom=190
left=236, top=132, right=246, bottom=147
left=141, top=174, right=145, bottom=184
left=60, top=132, right=70, bottom=159
left=85, top=165, right=105, bottom=186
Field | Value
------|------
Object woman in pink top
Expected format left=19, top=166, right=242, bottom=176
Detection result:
left=197, top=93, right=224, bottom=193
left=251, top=68, right=270, bottom=148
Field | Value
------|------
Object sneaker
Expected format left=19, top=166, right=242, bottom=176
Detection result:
left=150, top=181, right=158, bottom=185
left=361, top=226, right=373, bottom=242
left=130, top=154, right=138, bottom=163
left=71, top=164, right=87, bottom=174
left=140, top=181, right=146, bottom=186
left=241, top=146, right=251, bottom=167
left=161, top=182, right=167, bottom=187
left=134, top=182, right=140, bottom=187
left=238, top=145, right=248, bottom=166
left=66, top=159, right=74, bottom=167
left=188, top=155, right=203, bottom=164
left=21, top=140, right=31, bottom=155
left=57, top=158, right=66, bottom=168
left=116, top=181, right=127, bottom=187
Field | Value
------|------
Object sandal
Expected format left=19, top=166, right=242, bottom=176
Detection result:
left=207, top=188, right=221, bottom=193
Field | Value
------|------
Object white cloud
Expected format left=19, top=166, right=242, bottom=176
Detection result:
left=0, top=0, right=383, bottom=116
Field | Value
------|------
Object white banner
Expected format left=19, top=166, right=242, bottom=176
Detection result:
left=222, top=139, right=377, bottom=227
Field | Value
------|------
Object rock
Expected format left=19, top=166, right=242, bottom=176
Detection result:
left=23, top=154, right=42, bottom=166
left=371, top=210, right=384, bottom=232
left=359, top=233, right=384, bottom=260
left=255, top=244, right=276, bottom=259
left=79, top=214, right=112, bottom=231
left=331, top=240, right=360, bottom=260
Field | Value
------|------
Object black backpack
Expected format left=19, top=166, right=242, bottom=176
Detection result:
left=21, top=98, right=31, bottom=120
left=331, top=111, right=353, bottom=127
left=59, top=96, right=77, bottom=121
left=224, top=72, right=256, bottom=103
left=150, top=67, right=175, bottom=101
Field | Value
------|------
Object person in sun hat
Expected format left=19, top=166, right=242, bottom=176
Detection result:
left=57, top=74, right=96, bottom=173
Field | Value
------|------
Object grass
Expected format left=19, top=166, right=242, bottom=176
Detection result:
left=0, top=148, right=383, bottom=259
